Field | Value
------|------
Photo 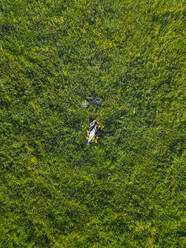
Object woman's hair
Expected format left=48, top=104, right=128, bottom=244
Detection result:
left=89, top=116, right=94, bottom=122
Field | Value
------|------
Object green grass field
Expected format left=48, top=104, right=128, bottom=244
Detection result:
left=0, top=0, right=185, bottom=247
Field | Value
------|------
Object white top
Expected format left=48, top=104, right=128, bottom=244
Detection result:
left=87, top=125, right=97, bottom=144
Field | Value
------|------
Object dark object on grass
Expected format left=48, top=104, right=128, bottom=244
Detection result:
left=92, top=97, right=102, bottom=106
left=81, top=96, right=102, bottom=108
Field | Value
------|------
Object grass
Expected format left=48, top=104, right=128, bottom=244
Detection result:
left=0, top=0, right=185, bottom=247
